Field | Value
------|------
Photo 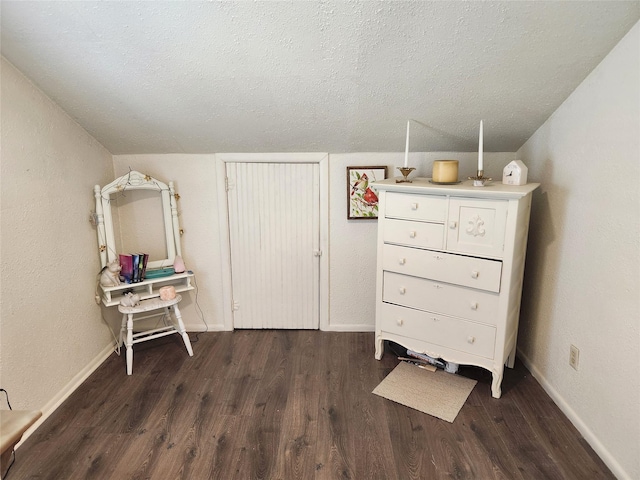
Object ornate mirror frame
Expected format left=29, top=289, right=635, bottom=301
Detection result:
left=94, top=170, right=182, bottom=270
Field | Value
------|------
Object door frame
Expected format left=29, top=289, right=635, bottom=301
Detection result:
left=216, top=153, right=329, bottom=331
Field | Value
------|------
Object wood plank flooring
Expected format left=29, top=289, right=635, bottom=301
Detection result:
left=8, top=331, right=613, bottom=479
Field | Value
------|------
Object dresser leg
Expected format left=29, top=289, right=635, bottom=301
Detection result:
left=375, top=336, right=384, bottom=360
left=491, top=367, right=504, bottom=398
left=506, top=343, right=517, bottom=368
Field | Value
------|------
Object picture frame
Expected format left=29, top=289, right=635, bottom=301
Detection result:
left=347, top=166, right=387, bottom=219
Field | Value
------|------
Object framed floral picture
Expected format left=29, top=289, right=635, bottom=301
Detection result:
left=347, top=166, right=387, bottom=219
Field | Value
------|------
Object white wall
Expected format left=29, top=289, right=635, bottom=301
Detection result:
left=516, top=22, right=639, bottom=480
left=0, top=58, right=115, bottom=415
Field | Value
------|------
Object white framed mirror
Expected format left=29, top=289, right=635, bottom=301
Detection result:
left=94, top=170, right=182, bottom=270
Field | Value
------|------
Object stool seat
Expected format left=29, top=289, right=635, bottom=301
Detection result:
left=117, top=294, right=193, bottom=374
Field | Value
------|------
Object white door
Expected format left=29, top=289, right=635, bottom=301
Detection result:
left=226, top=162, right=320, bottom=329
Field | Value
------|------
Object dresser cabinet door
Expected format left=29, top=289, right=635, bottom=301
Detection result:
left=447, top=198, right=508, bottom=258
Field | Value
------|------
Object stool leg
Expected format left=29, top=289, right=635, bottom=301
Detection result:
left=117, top=313, right=127, bottom=356
left=170, top=304, right=193, bottom=356
left=126, top=313, right=134, bottom=375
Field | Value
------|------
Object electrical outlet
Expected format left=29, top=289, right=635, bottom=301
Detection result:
left=569, top=344, right=580, bottom=370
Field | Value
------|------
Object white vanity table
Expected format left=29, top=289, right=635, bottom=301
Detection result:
left=94, top=171, right=194, bottom=307
left=373, top=177, right=539, bottom=398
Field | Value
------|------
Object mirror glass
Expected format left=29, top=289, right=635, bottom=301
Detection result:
left=113, top=189, right=168, bottom=263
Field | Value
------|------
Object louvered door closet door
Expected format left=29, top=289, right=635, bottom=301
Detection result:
left=226, top=162, right=320, bottom=329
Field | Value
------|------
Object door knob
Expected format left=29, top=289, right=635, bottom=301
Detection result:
left=399, top=287, right=406, bottom=295
left=411, top=203, right=419, bottom=210
left=471, top=271, right=479, bottom=279
left=396, top=318, right=404, bottom=326
left=409, top=231, right=417, bottom=238
left=449, top=221, right=457, bottom=229
left=467, top=336, right=476, bottom=344
left=399, top=258, right=406, bottom=265
left=470, top=302, right=478, bottom=310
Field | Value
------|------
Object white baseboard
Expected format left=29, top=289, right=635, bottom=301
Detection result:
left=322, top=323, right=375, bottom=332
left=16, top=342, right=115, bottom=449
left=184, top=323, right=228, bottom=332
left=518, top=351, right=630, bottom=480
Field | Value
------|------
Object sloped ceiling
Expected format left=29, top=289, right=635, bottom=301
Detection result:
left=1, top=1, right=638, bottom=154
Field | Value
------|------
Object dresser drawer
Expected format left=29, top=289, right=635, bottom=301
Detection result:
left=383, top=271, right=499, bottom=325
left=385, top=193, right=447, bottom=222
left=379, top=303, right=496, bottom=359
left=383, top=219, right=444, bottom=249
left=382, top=244, right=502, bottom=293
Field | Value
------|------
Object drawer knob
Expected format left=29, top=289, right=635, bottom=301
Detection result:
left=471, top=271, right=479, bottom=279
left=396, top=318, right=404, bottom=326
left=470, top=302, right=478, bottom=310
left=399, top=258, right=406, bottom=265
left=411, top=202, right=419, bottom=210
left=449, top=221, right=457, bottom=229
left=467, top=336, right=476, bottom=344
left=409, top=231, right=417, bottom=238
left=399, top=287, right=406, bottom=295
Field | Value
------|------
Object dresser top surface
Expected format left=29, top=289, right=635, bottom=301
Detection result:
left=373, top=178, right=539, bottom=199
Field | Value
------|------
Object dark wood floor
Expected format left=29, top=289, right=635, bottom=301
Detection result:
left=9, top=331, right=612, bottom=480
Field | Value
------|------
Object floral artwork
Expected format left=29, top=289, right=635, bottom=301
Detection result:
left=347, top=166, right=387, bottom=219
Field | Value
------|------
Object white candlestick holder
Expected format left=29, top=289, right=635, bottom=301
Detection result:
left=469, top=170, right=492, bottom=187
left=396, top=167, right=416, bottom=183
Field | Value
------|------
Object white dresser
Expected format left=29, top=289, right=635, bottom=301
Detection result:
left=373, top=178, right=539, bottom=398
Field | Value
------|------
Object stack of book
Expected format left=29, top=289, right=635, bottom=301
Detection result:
left=119, top=253, right=149, bottom=283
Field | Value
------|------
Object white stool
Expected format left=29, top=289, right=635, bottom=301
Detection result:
left=118, top=294, right=193, bottom=375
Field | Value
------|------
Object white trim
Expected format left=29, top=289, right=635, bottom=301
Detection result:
left=183, top=322, right=226, bottom=332
left=317, top=155, right=330, bottom=331
left=216, top=153, right=329, bottom=331
left=16, top=342, right=115, bottom=449
left=518, top=351, right=630, bottom=480
left=215, top=154, right=235, bottom=331
left=322, top=324, right=375, bottom=333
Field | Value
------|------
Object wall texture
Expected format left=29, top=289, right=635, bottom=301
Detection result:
left=516, top=22, right=639, bottom=480
left=0, top=57, right=114, bottom=413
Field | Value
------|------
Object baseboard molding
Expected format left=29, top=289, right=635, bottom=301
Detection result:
left=322, top=323, right=375, bottom=332
left=518, top=351, right=629, bottom=480
left=184, top=323, right=228, bottom=332
left=16, top=342, right=115, bottom=450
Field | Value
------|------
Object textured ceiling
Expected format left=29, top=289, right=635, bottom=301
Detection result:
left=1, top=1, right=638, bottom=154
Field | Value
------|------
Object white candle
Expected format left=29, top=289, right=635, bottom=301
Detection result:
left=404, top=120, right=410, bottom=168
left=478, top=120, right=484, bottom=172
